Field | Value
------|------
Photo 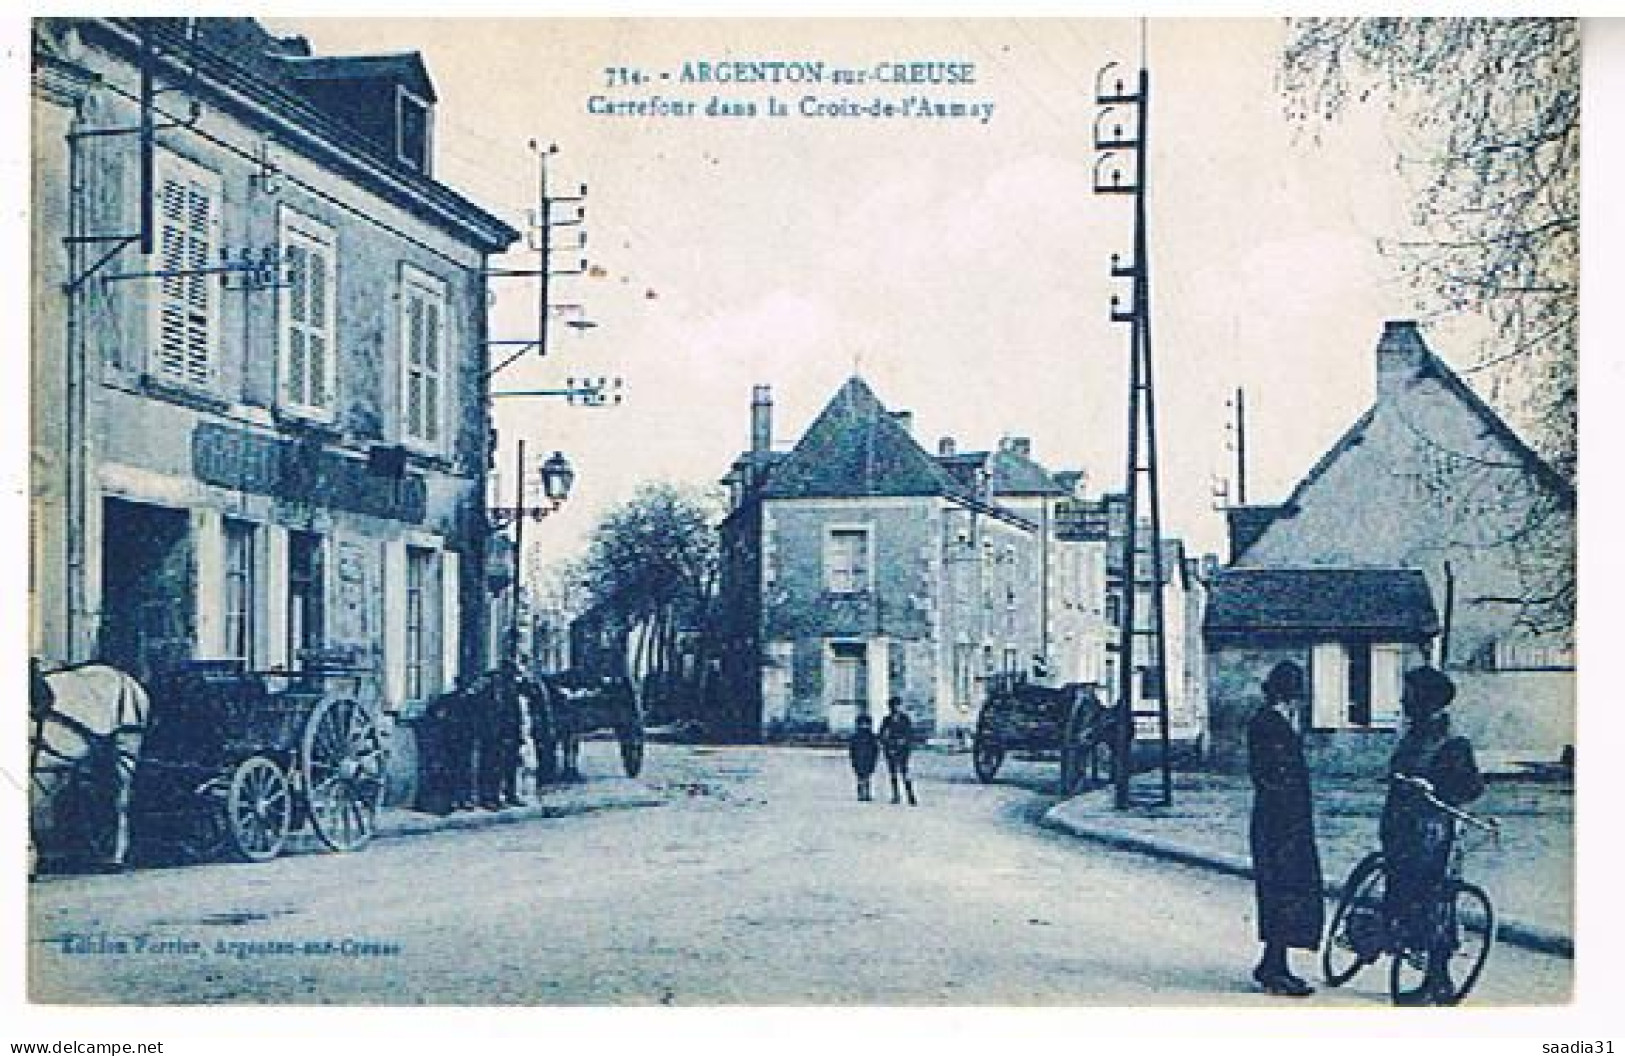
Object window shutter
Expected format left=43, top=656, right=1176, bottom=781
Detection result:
left=191, top=509, right=226, bottom=659
left=1370, top=644, right=1404, bottom=727
left=155, top=166, right=217, bottom=386
left=441, top=549, right=461, bottom=689
left=285, top=242, right=310, bottom=405
left=424, top=298, right=442, bottom=445
left=1310, top=643, right=1346, bottom=730
left=308, top=249, right=330, bottom=407
left=381, top=540, right=408, bottom=709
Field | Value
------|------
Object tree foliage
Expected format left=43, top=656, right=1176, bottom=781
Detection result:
left=1283, top=17, right=1578, bottom=480
left=571, top=482, right=723, bottom=719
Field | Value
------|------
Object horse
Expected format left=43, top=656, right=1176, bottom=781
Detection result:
left=29, top=661, right=151, bottom=873
left=526, top=673, right=584, bottom=781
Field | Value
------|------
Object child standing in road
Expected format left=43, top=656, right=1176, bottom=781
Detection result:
left=878, top=697, right=918, bottom=806
left=849, top=714, right=879, bottom=801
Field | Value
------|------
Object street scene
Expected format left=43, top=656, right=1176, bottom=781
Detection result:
left=21, top=14, right=1584, bottom=1022
left=27, top=746, right=1572, bottom=1005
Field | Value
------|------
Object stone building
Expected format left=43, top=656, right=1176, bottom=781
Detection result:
left=30, top=19, right=518, bottom=795
left=716, top=376, right=1203, bottom=742
left=1203, top=321, right=1575, bottom=773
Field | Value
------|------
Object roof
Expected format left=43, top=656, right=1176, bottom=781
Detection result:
left=1203, top=568, right=1440, bottom=639
left=1232, top=323, right=1574, bottom=562
left=761, top=377, right=964, bottom=500
left=87, top=19, right=516, bottom=253
left=278, top=52, right=438, bottom=102
left=936, top=448, right=1063, bottom=497
left=1225, top=504, right=1290, bottom=561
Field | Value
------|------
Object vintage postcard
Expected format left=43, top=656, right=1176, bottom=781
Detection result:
left=14, top=12, right=1605, bottom=1036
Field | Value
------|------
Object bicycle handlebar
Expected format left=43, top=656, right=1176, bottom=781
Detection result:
left=1392, top=773, right=1501, bottom=843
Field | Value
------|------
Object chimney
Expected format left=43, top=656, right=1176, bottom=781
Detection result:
left=938, top=436, right=957, bottom=457
left=889, top=410, right=913, bottom=434
left=1000, top=435, right=1032, bottom=459
left=1377, top=320, right=1428, bottom=400
left=750, top=384, right=773, bottom=454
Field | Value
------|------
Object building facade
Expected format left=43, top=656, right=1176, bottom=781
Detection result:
left=1205, top=321, right=1575, bottom=773
left=717, top=376, right=1204, bottom=743
left=31, top=19, right=518, bottom=797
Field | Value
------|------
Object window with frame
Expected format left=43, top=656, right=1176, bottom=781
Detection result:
left=278, top=209, right=337, bottom=416
left=223, top=520, right=256, bottom=664
left=405, top=547, right=442, bottom=702
left=825, top=527, right=871, bottom=593
left=397, top=89, right=432, bottom=174
left=400, top=267, right=447, bottom=450
left=827, top=642, right=868, bottom=713
left=287, top=532, right=324, bottom=669
left=151, top=153, right=221, bottom=387
left=1311, top=641, right=1402, bottom=730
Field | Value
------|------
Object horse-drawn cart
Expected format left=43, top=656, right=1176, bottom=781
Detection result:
left=971, top=677, right=1120, bottom=795
left=534, top=672, right=646, bottom=780
left=131, top=661, right=387, bottom=863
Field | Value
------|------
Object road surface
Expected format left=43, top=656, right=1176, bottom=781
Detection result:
left=28, top=744, right=1572, bottom=1005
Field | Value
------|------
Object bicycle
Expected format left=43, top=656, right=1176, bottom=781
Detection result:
left=1321, top=774, right=1500, bottom=1006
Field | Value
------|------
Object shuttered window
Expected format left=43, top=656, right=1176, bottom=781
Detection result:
left=400, top=266, right=447, bottom=450
left=825, top=526, right=871, bottom=593
left=151, top=154, right=220, bottom=387
left=278, top=208, right=337, bottom=415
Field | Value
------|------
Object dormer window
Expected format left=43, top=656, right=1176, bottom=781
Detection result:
left=397, top=87, right=431, bottom=174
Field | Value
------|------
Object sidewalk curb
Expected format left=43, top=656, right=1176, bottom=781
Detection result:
left=1039, top=809, right=1574, bottom=961
left=377, top=793, right=667, bottom=841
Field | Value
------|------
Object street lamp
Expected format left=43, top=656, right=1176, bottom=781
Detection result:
left=488, top=439, right=574, bottom=672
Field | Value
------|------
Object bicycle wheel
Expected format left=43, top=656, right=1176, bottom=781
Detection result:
left=1388, top=882, right=1496, bottom=1006
left=1323, top=852, right=1388, bottom=987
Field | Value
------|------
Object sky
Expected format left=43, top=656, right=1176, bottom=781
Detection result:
left=266, top=17, right=1446, bottom=568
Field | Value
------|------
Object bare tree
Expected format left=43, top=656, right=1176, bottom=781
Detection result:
left=1283, top=18, right=1577, bottom=637
left=1283, top=17, right=1578, bottom=480
left=574, top=483, right=723, bottom=720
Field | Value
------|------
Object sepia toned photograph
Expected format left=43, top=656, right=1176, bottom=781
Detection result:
left=18, top=14, right=1590, bottom=1018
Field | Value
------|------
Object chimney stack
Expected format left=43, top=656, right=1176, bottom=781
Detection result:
left=1377, top=320, right=1427, bottom=400
left=889, top=410, right=913, bottom=434
left=1000, top=435, right=1033, bottom=459
left=750, top=384, right=773, bottom=454
left=938, top=436, right=957, bottom=457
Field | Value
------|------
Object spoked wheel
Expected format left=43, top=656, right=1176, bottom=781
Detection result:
left=224, top=755, right=291, bottom=863
left=1323, top=853, right=1389, bottom=988
left=618, top=725, right=645, bottom=778
left=302, top=698, right=386, bottom=853
left=972, top=718, right=1004, bottom=784
left=1388, top=882, right=1496, bottom=1006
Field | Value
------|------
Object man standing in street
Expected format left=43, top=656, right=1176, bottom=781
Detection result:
left=878, top=696, right=918, bottom=806
left=1382, top=665, right=1484, bottom=1005
left=1246, top=660, right=1323, bottom=997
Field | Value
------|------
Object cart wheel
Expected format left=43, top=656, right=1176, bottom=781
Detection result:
left=1059, top=703, right=1102, bottom=796
left=618, top=725, right=645, bottom=778
left=302, top=698, right=386, bottom=853
left=972, top=715, right=1004, bottom=784
left=225, top=755, right=291, bottom=863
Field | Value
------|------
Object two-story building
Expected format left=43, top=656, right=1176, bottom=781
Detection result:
left=717, top=376, right=1205, bottom=744
left=31, top=18, right=518, bottom=797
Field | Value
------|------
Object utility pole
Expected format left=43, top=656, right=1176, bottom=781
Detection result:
left=1229, top=386, right=1248, bottom=506
left=1094, top=58, right=1174, bottom=809
left=483, top=141, right=616, bottom=672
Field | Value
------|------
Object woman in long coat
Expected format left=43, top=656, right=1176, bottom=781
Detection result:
left=1247, top=660, right=1324, bottom=996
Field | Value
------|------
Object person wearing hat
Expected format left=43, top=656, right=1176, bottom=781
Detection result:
left=1381, top=665, right=1484, bottom=1005
left=1247, top=660, right=1323, bottom=996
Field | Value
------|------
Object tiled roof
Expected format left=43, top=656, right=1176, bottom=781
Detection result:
left=936, top=449, right=1065, bottom=497
left=1225, top=504, right=1291, bottom=561
left=760, top=377, right=963, bottom=499
left=1203, top=567, right=1439, bottom=638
